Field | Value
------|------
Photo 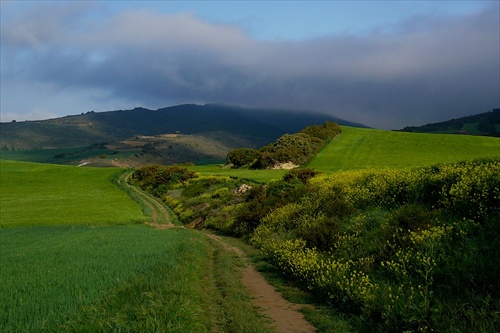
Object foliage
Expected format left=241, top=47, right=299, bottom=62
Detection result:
left=131, top=164, right=197, bottom=196
left=301, top=121, right=342, bottom=141
left=401, top=108, right=500, bottom=137
left=226, top=148, right=261, bottom=167
left=282, top=168, right=321, bottom=185
left=226, top=121, right=341, bottom=169
left=251, top=159, right=500, bottom=332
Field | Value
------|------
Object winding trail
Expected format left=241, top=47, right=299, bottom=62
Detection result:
left=117, top=171, right=176, bottom=228
left=119, top=171, right=317, bottom=333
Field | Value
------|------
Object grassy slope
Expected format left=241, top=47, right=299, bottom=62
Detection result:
left=0, top=146, right=118, bottom=165
left=308, top=126, right=500, bottom=172
left=0, top=160, right=145, bottom=227
left=187, top=164, right=287, bottom=183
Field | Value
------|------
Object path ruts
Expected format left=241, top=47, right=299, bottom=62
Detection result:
left=120, top=172, right=317, bottom=332
left=117, top=171, right=175, bottom=228
left=205, top=233, right=317, bottom=333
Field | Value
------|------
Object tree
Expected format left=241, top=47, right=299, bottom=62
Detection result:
left=226, top=148, right=261, bottom=168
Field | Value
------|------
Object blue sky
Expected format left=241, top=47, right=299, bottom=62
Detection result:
left=1, top=1, right=498, bottom=128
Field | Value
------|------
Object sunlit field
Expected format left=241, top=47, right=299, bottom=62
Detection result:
left=308, top=126, right=500, bottom=172
left=0, top=160, right=145, bottom=227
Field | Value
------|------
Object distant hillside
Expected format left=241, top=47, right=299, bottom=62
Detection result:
left=308, top=126, right=500, bottom=172
left=0, top=104, right=366, bottom=150
left=400, top=108, right=500, bottom=137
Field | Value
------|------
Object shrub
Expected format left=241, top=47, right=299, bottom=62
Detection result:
left=226, top=148, right=260, bottom=168
left=131, top=165, right=197, bottom=195
left=387, top=204, right=435, bottom=232
left=282, top=168, right=320, bottom=185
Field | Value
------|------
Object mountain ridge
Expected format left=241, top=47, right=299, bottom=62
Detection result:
left=0, top=104, right=367, bottom=150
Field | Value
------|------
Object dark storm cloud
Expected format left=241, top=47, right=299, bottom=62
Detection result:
left=2, top=3, right=498, bottom=128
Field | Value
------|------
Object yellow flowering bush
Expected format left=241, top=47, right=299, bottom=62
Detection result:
left=251, top=159, right=499, bottom=331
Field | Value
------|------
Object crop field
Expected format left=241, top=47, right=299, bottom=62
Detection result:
left=1, top=124, right=499, bottom=332
left=308, top=126, right=500, bottom=172
left=0, top=226, right=271, bottom=332
left=0, top=160, right=273, bottom=332
left=0, top=160, right=145, bottom=227
left=0, top=146, right=123, bottom=165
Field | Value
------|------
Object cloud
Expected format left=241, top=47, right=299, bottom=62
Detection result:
left=1, top=2, right=498, bottom=128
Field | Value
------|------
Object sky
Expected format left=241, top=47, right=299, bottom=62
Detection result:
left=1, top=1, right=499, bottom=129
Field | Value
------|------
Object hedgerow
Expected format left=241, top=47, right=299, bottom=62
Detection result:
left=226, top=121, right=341, bottom=169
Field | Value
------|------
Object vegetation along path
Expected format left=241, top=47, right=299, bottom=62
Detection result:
left=117, top=170, right=175, bottom=228
left=121, top=171, right=317, bottom=333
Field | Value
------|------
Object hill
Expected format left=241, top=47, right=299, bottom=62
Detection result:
left=0, top=104, right=365, bottom=150
left=399, top=108, right=500, bottom=137
left=0, top=104, right=366, bottom=166
left=307, top=126, right=500, bottom=172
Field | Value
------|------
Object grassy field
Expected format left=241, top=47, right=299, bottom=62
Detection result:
left=187, top=164, right=288, bottom=183
left=0, top=160, right=275, bottom=332
left=0, top=160, right=145, bottom=227
left=0, top=226, right=272, bottom=332
left=0, top=146, right=123, bottom=165
left=308, top=126, right=500, bottom=172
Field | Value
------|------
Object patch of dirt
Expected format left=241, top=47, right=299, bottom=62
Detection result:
left=205, top=233, right=317, bottom=333
left=272, top=162, right=299, bottom=170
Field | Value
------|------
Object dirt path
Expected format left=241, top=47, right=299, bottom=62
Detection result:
left=120, top=174, right=316, bottom=332
left=205, top=233, right=317, bottom=333
left=117, top=171, right=176, bottom=228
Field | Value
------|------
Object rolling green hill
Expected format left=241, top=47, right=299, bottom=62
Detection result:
left=307, top=126, right=500, bottom=172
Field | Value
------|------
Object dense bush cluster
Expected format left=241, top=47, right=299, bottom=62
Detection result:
left=252, top=159, right=500, bottom=332
left=131, top=164, right=197, bottom=196
left=226, top=122, right=341, bottom=169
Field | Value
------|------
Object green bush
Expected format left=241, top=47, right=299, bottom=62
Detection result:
left=131, top=165, right=197, bottom=195
left=226, top=148, right=260, bottom=168
left=227, top=121, right=341, bottom=170
left=251, top=159, right=500, bottom=332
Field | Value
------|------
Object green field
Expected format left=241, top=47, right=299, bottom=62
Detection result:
left=2, top=126, right=499, bottom=332
left=308, top=126, right=500, bottom=172
left=0, top=160, right=145, bottom=227
left=0, top=146, right=127, bottom=165
left=0, top=160, right=274, bottom=332
left=0, top=226, right=271, bottom=332
left=187, top=164, right=287, bottom=183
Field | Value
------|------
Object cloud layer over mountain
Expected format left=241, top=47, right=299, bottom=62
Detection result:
left=1, top=2, right=498, bottom=128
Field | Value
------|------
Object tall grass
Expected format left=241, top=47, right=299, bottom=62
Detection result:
left=308, top=126, right=500, bottom=172
left=0, top=160, right=145, bottom=227
left=0, top=226, right=273, bottom=332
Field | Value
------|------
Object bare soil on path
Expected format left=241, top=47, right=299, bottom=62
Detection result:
left=121, top=172, right=317, bottom=332
left=205, top=233, right=317, bottom=333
